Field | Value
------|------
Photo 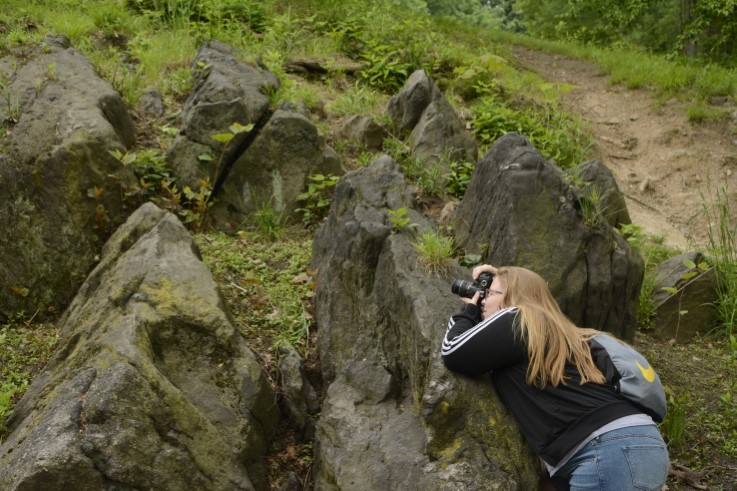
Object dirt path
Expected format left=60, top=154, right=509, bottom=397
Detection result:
left=512, top=47, right=737, bottom=250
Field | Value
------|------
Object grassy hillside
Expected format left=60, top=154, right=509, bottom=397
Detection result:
left=2, top=0, right=737, bottom=488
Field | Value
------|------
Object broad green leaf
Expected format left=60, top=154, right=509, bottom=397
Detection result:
left=212, top=133, right=234, bottom=143
left=229, top=122, right=254, bottom=134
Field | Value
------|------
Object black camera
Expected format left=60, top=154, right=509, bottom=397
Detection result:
left=451, top=272, right=494, bottom=300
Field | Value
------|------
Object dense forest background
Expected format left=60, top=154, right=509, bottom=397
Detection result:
left=414, top=0, right=736, bottom=63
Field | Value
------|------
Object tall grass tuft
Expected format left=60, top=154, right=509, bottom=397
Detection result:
left=703, top=179, right=737, bottom=336
left=413, top=230, right=456, bottom=274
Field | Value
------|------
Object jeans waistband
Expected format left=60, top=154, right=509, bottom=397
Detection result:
left=590, top=424, right=663, bottom=445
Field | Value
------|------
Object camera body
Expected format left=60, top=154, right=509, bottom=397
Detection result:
left=451, top=272, right=494, bottom=300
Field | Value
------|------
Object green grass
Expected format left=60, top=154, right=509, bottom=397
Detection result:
left=703, top=181, right=737, bottom=336
left=412, top=230, right=456, bottom=274
left=194, top=231, right=315, bottom=355
left=0, top=314, right=59, bottom=441
left=484, top=28, right=737, bottom=111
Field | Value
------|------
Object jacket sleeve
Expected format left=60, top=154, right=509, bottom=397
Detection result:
left=441, top=306, right=526, bottom=377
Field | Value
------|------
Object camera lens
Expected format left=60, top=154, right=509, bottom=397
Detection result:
left=451, top=279, right=476, bottom=299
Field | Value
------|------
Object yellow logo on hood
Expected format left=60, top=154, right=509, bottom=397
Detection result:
left=636, top=360, right=655, bottom=382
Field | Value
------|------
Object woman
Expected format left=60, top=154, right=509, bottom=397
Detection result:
left=441, top=264, right=669, bottom=491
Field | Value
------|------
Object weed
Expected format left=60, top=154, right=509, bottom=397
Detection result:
left=0, top=78, right=21, bottom=125
left=295, top=173, right=340, bottom=228
left=387, top=207, right=417, bottom=234
left=356, top=150, right=377, bottom=167
left=46, top=63, right=57, bottom=82
left=249, top=202, right=286, bottom=241
left=358, top=42, right=411, bottom=93
left=661, top=388, right=688, bottom=449
left=110, top=148, right=175, bottom=200
left=327, top=83, right=385, bottom=116
left=638, top=274, right=657, bottom=330
left=616, top=223, right=674, bottom=269
left=460, top=252, right=483, bottom=268
left=578, top=185, right=606, bottom=227
left=445, top=160, right=475, bottom=199
left=702, top=179, right=737, bottom=335
left=471, top=96, right=591, bottom=169
left=0, top=313, right=58, bottom=440
left=412, top=230, right=456, bottom=274
left=194, top=232, right=315, bottom=354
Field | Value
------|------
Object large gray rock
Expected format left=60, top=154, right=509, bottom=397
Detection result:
left=0, top=203, right=277, bottom=490
left=454, top=133, right=643, bottom=341
left=167, top=41, right=279, bottom=188
left=210, top=104, right=342, bottom=228
left=279, top=346, right=319, bottom=440
left=565, top=160, right=631, bottom=228
left=387, top=70, right=477, bottom=167
left=387, top=69, right=440, bottom=134
left=0, top=37, right=137, bottom=319
left=651, top=251, right=719, bottom=341
left=337, top=114, right=388, bottom=150
left=311, top=156, right=539, bottom=490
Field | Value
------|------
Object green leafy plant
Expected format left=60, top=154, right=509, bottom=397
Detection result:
left=358, top=42, right=411, bottom=93
left=110, top=148, right=176, bottom=200
left=460, top=252, right=483, bottom=268
left=210, top=122, right=254, bottom=172
left=295, top=174, right=340, bottom=228
left=387, top=207, right=417, bottom=233
left=471, top=96, right=591, bottom=169
left=661, top=387, right=688, bottom=450
left=445, top=160, right=475, bottom=198
left=109, top=148, right=213, bottom=231
left=412, top=230, right=456, bottom=274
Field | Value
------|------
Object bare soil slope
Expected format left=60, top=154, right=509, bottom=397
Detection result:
left=513, top=47, right=737, bottom=250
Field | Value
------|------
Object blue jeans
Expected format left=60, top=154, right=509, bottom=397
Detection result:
left=554, top=425, right=670, bottom=491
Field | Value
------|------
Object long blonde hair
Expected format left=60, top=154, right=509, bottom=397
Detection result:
left=495, top=266, right=606, bottom=388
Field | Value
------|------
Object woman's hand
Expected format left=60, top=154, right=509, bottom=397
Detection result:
left=460, top=291, right=480, bottom=305
left=472, top=264, right=498, bottom=280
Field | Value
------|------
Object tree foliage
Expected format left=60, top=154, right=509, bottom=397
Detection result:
left=510, top=0, right=737, bottom=63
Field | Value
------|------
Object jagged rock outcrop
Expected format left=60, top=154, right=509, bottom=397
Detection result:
left=387, top=69, right=477, bottom=166
left=650, top=251, right=719, bottom=340
left=167, top=42, right=342, bottom=229
left=0, top=203, right=278, bottom=490
left=565, top=159, right=632, bottom=228
left=337, top=114, right=389, bottom=150
left=311, top=156, right=539, bottom=490
left=0, top=34, right=137, bottom=319
left=167, top=41, right=279, bottom=188
left=454, top=133, right=643, bottom=340
left=210, top=103, right=342, bottom=228
left=279, top=346, right=320, bottom=440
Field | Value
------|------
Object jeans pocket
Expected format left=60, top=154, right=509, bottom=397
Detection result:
left=623, top=444, right=669, bottom=491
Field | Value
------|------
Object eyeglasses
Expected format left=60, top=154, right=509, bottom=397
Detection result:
left=487, top=289, right=505, bottom=296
